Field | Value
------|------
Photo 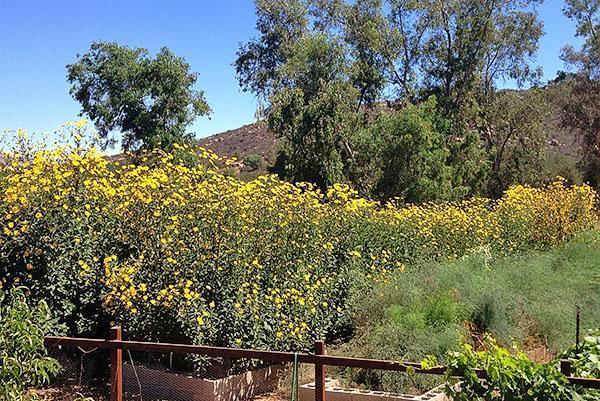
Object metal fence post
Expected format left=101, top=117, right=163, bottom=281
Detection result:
left=315, top=340, right=326, bottom=401
left=109, top=326, right=123, bottom=401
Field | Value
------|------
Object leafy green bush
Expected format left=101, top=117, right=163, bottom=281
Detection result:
left=333, top=274, right=464, bottom=392
left=350, top=97, right=459, bottom=202
left=563, top=329, right=600, bottom=379
left=439, top=337, right=575, bottom=401
left=0, top=287, right=60, bottom=401
left=243, top=153, right=264, bottom=171
left=544, top=152, right=584, bottom=186
left=435, top=334, right=600, bottom=400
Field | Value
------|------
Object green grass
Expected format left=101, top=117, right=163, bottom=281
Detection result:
left=334, top=230, right=600, bottom=393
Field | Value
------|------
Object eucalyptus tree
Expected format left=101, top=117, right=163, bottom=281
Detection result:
left=268, top=34, right=359, bottom=189
left=236, top=0, right=546, bottom=198
left=560, top=0, right=600, bottom=186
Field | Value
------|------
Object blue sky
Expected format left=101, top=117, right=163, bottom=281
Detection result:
left=0, top=0, right=583, bottom=142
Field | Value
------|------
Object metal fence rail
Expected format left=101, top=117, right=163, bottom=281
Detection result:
left=43, top=326, right=600, bottom=401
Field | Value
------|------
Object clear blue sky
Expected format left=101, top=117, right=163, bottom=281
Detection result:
left=0, top=0, right=582, bottom=141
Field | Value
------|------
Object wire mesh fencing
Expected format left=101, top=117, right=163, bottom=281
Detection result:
left=38, top=327, right=600, bottom=401
left=42, top=340, right=306, bottom=401
left=122, top=351, right=296, bottom=401
left=44, top=344, right=111, bottom=400
left=322, top=365, right=445, bottom=401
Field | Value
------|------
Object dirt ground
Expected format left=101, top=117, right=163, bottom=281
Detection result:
left=30, top=387, right=288, bottom=401
left=28, top=386, right=107, bottom=401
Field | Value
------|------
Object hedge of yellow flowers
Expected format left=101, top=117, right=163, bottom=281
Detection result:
left=0, top=127, right=597, bottom=351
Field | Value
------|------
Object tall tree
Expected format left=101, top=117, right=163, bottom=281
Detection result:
left=268, top=34, right=359, bottom=189
left=237, top=0, right=545, bottom=197
left=343, top=0, right=389, bottom=108
left=67, top=42, right=211, bottom=151
left=385, top=0, right=432, bottom=102
left=234, top=0, right=309, bottom=102
left=485, top=89, right=550, bottom=195
left=560, top=0, right=600, bottom=186
left=403, top=0, right=542, bottom=117
left=562, top=0, right=599, bottom=73
left=238, top=0, right=544, bottom=112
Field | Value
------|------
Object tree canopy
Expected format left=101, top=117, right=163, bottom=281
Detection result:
left=268, top=34, right=359, bottom=189
left=236, top=0, right=547, bottom=200
left=67, top=42, right=211, bottom=151
left=560, top=0, right=600, bottom=186
left=236, top=0, right=544, bottom=110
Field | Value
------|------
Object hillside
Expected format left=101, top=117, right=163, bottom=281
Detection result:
left=198, top=122, right=279, bottom=171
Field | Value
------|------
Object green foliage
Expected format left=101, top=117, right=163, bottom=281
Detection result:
left=439, top=331, right=600, bottom=400
left=438, top=232, right=600, bottom=351
left=344, top=0, right=388, bottom=107
left=239, top=0, right=545, bottom=110
left=352, top=97, right=457, bottom=202
left=442, top=337, right=575, bottom=401
left=0, top=287, right=61, bottom=401
left=340, top=231, right=600, bottom=393
left=560, top=2, right=600, bottom=189
left=447, top=124, right=492, bottom=199
left=562, top=0, right=599, bottom=75
left=485, top=89, right=550, bottom=195
left=238, top=0, right=545, bottom=198
left=559, top=74, right=600, bottom=188
left=563, top=329, right=600, bottom=379
left=373, top=98, right=453, bottom=203
left=234, top=0, right=308, bottom=100
left=386, top=290, right=465, bottom=331
left=67, top=41, right=211, bottom=151
left=418, top=0, right=543, bottom=115
left=268, top=33, right=359, bottom=189
left=544, top=152, right=584, bottom=186
left=243, top=153, right=264, bottom=171
left=336, top=277, right=464, bottom=392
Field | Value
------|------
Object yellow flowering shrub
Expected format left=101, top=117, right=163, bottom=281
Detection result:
left=0, top=125, right=596, bottom=351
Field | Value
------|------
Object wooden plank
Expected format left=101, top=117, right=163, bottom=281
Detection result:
left=43, top=336, right=447, bottom=373
left=314, top=340, right=326, bottom=401
left=43, top=335, right=600, bottom=389
left=109, top=327, right=123, bottom=401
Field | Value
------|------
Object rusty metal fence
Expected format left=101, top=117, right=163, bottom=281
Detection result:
left=42, top=326, right=600, bottom=401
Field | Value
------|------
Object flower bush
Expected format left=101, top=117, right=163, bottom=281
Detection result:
left=0, top=124, right=597, bottom=352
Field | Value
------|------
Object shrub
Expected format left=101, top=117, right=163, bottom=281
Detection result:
left=243, top=153, right=264, bottom=171
left=350, top=97, right=456, bottom=202
left=544, top=152, right=584, bottom=186
left=562, top=328, right=600, bottom=379
left=439, top=337, right=576, bottom=401
left=339, top=232, right=600, bottom=393
left=436, top=335, right=599, bottom=400
left=0, top=287, right=60, bottom=401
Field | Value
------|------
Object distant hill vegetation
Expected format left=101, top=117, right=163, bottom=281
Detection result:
left=198, top=122, right=279, bottom=175
left=198, top=87, right=584, bottom=182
